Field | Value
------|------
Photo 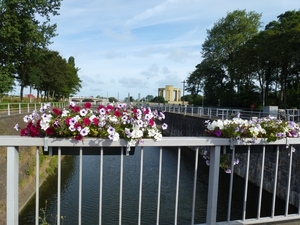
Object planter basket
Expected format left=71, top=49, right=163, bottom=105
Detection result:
left=225, top=138, right=285, bottom=154
left=42, top=137, right=136, bottom=156
left=43, top=146, right=135, bottom=156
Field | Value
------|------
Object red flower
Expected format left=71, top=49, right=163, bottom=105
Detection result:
left=84, top=102, right=92, bottom=109
left=133, top=108, right=138, bottom=114
left=46, top=127, right=54, bottom=135
left=106, top=105, right=114, bottom=112
left=20, top=128, right=29, bottom=136
left=97, top=105, right=105, bottom=111
left=114, top=110, right=121, bottom=117
left=144, top=109, right=149, bottom=114
left=73, top=106, right=80, bottom=113
left=149, top=119, right=155, bottom=127
left=53, top=107, right=62, bottom=115
left=83, top=118, right=91, bottom=126
left=74, top=122, right=81, bottom=130
left=93, top=118, right=99, bottom=126
left=75, top=135, right=82, bottom=140
left=65, top=117, right=71, bottom=125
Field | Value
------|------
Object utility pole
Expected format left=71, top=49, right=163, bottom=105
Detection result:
left=181, top=80, right=186, bottom=105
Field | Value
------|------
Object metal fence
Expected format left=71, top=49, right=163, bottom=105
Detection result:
left=150, top=104, right=300, bottom=122
left=1, top=102, right=299, bottom=122
left=2, top=136, right=300, bottom=225
left=0, top=102, right=67, bottom=117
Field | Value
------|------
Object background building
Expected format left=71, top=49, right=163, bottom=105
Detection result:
left=158, top=85, right=187, bottom=105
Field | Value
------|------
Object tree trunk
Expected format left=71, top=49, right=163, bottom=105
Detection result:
left=20, top=85, right=24, bottom=102
left=280, top=63, right=288, bottom=109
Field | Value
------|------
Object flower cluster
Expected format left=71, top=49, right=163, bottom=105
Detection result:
left=205, top=114, right=300, bottom=143
left=202, top=147, right=240, bottom=173
left=16, top=102, right=168, bottom=146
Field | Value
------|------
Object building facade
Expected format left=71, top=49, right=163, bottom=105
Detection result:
left=158, top=85, right=187, bottom=105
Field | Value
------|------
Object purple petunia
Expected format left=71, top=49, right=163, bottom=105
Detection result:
left=215, top=129, right=222, bottom=137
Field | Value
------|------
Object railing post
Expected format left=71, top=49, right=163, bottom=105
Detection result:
left=19, top=103, right=21, bottom=114
left=206, top=145, right=220, bottom=225
left=8, top=104, right=10, bottom=116
left=7, top=146, right=19, bottom=225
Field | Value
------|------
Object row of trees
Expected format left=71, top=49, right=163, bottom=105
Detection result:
left=185, top=10, right=300, bottom=109
left=0, top=0, right=81, bottom=101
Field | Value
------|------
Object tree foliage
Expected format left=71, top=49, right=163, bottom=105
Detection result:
left=0, top=0, right=82, bottom=100
left=34, top=50, right=81, bottom=100
left=186, top=9, right=300, bottom=108
left=0, top=66, right=14, bottom=100
left=151, top=96, right=166, bottom=103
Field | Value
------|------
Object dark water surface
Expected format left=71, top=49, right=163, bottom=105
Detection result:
left=19, top=147, right=296, bottom=225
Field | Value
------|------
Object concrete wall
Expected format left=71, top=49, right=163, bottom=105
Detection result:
left=162, top=112, right=300, bottom=207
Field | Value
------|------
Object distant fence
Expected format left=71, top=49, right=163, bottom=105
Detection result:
left=149, top=104, right=300, bottom=122
left=0, top=102, right=67, bottom=117
left=1, top=102, right=299, bottom=123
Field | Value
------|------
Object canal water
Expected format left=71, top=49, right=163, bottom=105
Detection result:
left=19, top=147, right=296, bottom=225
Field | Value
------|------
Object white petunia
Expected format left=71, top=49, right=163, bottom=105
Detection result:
left=62, top=109, right=69, bottom=117
left=41, top=113, right=52, bottom=122
left=154, top=133, right=162, bottom=141
left=40, top=120, right=50, bottom=131
left=23, top=115, right=30, bottom=123
left=69, top=125, right=76, bottom=132
left=131, top=127, right=143, bottom=138
left=80, top=127, right=90, bottom=136
left=80, top=108, right=88, bottom=116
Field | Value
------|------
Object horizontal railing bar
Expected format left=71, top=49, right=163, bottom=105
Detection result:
left=195, top=214, right=300, bottom=225
left=0, top=136, right=298, bottom=147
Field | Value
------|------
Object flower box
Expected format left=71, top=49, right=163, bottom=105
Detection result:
left=43, top=146, right=136, bottom=156
left=16, top=102, right=168, bottom=152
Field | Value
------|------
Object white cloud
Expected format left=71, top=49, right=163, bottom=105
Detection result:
left=140, top=63, right=160, bottom=78
left=118, top=77, right=149, bottom=89
left=102, top=28, right=134, bottom=42
left=43, top=0, right=300, bottom=101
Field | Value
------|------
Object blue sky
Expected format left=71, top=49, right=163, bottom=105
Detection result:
left=46, top=0, right=299, bottom=101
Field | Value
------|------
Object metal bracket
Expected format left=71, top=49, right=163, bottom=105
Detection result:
left=126, top=145, right=131, bottom=156
left=230, top=138, right=234, bottom=150
left=44, top=137, right=48, bottom=152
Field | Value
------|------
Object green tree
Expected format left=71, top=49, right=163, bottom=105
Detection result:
left=124, top=96, right=135, bottom=102
left=0, top=0, right=62, bottom=100
left=29, top=50, right=81, bottom=100
left=185, top=64, right=205, bottom=96
left=109, top=97, right=118, bottom=102
left=0, top=66, right=14, bottom=100
left=201, top=10, right=262, bottom=106
left=60, top=56, right=82, bottom=98
left=144, top=95, right=154, bottom=102
left=263, top=10, right=300, bottom=108
left=151, top=96, right=165, bottom=103
left=233, top=10, right=300, bottom=108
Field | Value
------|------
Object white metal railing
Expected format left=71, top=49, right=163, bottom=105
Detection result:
left=150, top=104, right=300, bottom=122
left=1, top=102, right=298, bottom=122
left=0, top=102, right=67, bottom=117
left=2, top=136, right=300, bottom=225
